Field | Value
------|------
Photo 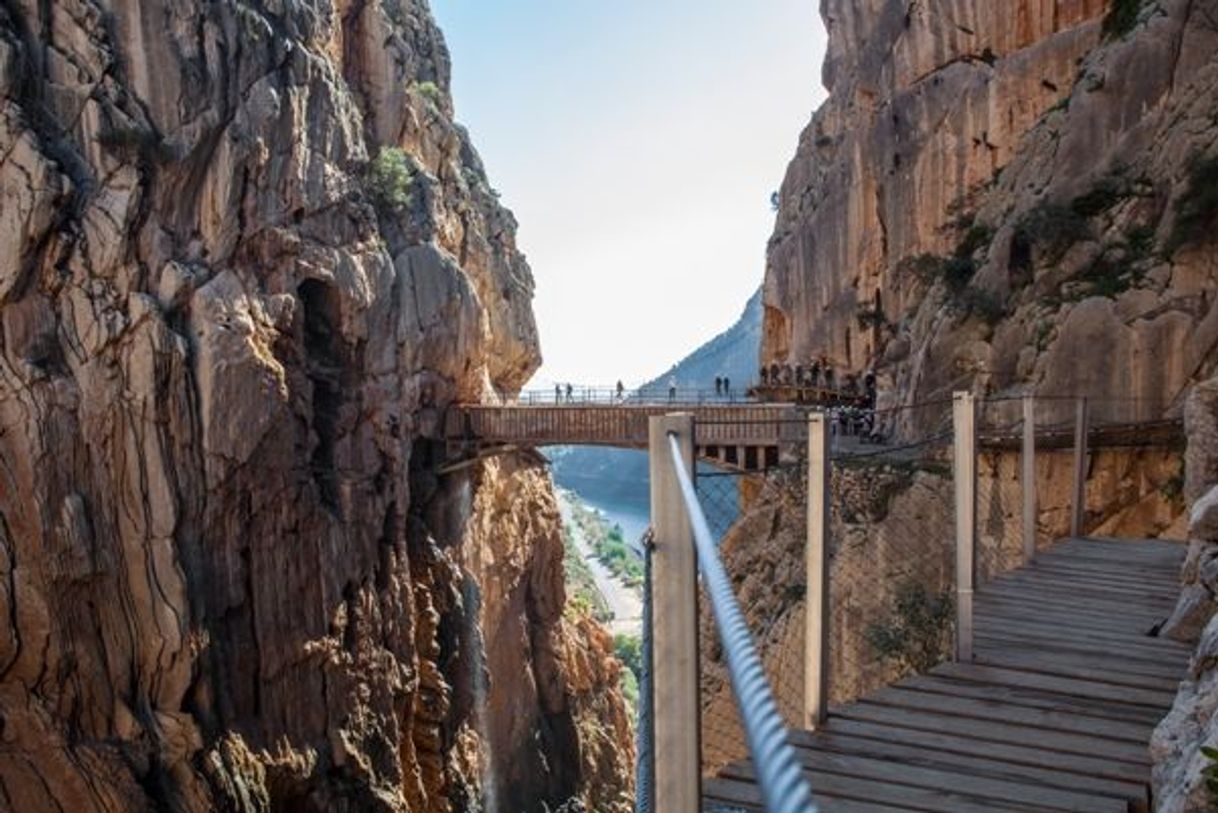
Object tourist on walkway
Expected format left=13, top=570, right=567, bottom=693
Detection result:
left=555, top=383, right=561, bottom=403
left=715, top=376, right=723, bottom=396
left=760, top=366, right=769, bottom=386
left=668, top=377, right=677, bottom=402
left=566, top=383, right=573, bottom=403
left=723, top=377, right=731, bottom=399
left=616, top=380, right=625, bottom=401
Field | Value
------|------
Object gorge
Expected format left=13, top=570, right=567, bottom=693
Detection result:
left=2, top=0, right=1218, bottom=811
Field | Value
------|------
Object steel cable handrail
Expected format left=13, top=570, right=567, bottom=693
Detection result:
left=666, top=432, right=819, bottom=813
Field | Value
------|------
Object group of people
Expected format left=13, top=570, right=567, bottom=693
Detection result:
left=759, top=359, right=878, bottom=404
left=553, top=381, right=629, bottom=403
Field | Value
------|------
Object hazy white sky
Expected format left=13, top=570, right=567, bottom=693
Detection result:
left=431, top=2, right=828, bottom=387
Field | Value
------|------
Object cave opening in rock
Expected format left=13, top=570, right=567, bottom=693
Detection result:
left=300, top=279, right=344, bottom=513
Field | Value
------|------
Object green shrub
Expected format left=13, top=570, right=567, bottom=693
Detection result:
left=1202, top=745, right=1218, bottom=806
left=415, top=80, right=442, bottom=103
left=1125, top=224, right=1157, bottom=258
left=958, top=287, right=1007, bottom=324
left=1169, top=154, right=1218, bottom=254
left=1015, top=202, right=1091, bottom=263
left=366, top=147, right=414, bottom=213
left=1102, top=0, right=1143, bottom=38
left=956, top=222, right=994, bottom=259
left=865, top=582, right=954, bottom=674
left=1070, top=176, right=1126, bottom=218
left=614, top=633, right=643, bottom=679
left=942, top=255, right=977, bottom=293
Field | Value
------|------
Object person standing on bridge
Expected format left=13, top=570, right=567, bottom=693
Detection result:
left=668, top=376, right=677, bottom=402
left=616, top=380, right=624, bottom=401
left=555, top=383, right=561, bottom=404
left=714, top=376, right=722, bottom=397
left=723, top=376, right=731, bottom=400
left=565, top=383, right=573, bottom=403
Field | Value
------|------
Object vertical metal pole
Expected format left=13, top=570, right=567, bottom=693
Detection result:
left=805, top=413, right=830, bottom=730
left=1021, top=395, right=1037, bottom=563
left=1071, top=397, right=1090, bottom=538
left=953, top=392, right=977, bottom=663
left=648, top=414, right=700, bottom=813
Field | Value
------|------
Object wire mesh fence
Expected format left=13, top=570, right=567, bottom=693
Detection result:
left=665, top=392, right=1185, bottom=785
left=826, top=399, right=957, bottom=707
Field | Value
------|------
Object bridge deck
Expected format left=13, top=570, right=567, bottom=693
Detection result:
left=704, top=537, right=1189, bottom=813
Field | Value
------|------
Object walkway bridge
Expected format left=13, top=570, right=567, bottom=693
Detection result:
left=445, top=390, right=1188, bottom=812
left=444, top=401, right=804, bottom=472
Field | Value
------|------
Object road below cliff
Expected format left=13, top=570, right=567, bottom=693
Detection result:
left=559, top=491, right=643, bottom=636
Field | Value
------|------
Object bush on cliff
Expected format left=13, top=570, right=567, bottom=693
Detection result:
left=366, top=147, right=415, bottom=213
left=865, top=581, right=954, bottom=674
left=1169, top=154, right=1218, bottom=254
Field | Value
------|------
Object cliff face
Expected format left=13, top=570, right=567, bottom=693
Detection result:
left=0, top=1, right=629, bottom=811
left=766, top=0, right=1218, bottom=423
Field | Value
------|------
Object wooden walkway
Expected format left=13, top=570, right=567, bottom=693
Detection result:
left=445, top=404, right=805, bottom=471
left=704, top=537, right=1190, bottom=813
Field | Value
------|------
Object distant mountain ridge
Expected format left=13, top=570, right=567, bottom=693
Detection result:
left=640, top=288, right=762, bottom=393
left=550, top=287, right=763, bottom=506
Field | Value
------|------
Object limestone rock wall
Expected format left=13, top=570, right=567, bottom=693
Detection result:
left=766, top=0, right=1218, bottom=426
left=0, top=1, right=628, bottom=811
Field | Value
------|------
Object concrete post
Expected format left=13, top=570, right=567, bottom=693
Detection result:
left=1071, top=397, right=1090, bottom=538
left=805, top=412, right=830, bottom=730
left=1022, top=395, right=1037, bottom=563
left=953, top=392, right=977, bottom=663
left=648, top=414, right=700, bottom=813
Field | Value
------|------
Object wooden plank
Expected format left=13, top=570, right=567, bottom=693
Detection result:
left=806, top=413, right=830, bottom=729
left=975, top=631, right=1188, bottom=675
left=798, top=744, right=1121, bottom=812
left=834, top=700, right=1152, bottom=765
left=789, top=726, right=1147, bottom=804
left=894, top=674, right=1167, bottom=726
left=718, top=760, right=1032, bottom=813
left=1026, top=558, right=1185, bottom=585
left=975, top=593, right=1172, bottom=633
left=703, top=775, right=918, bottom=813
left=988, top=568, right=1180, bottom=600
left=816, top=716, right=1151, bottom=786
left=974, top=612, right=1190, bottom=657
left=776, top=741, right=1128, bottom=812
left=865, top=685, right=1153, bottom=745
left=974, top=646, right=1182, bottom=692
left=930, top=661, right=1176, bottom=709
left=648, top=414, right=700, bottom=813
left=978, top=582, right=1174, bottom=620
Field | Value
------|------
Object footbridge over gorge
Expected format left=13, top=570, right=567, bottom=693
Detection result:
left=443, top=396, right=811, bottom=472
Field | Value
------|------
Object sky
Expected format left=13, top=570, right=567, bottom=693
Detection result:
left=431, top=1, right=828, bottom=388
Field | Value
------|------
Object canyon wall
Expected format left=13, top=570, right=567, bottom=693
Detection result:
left=766, top=0, right=1218, bottom=426
left=0, top=1, right=630, bottom=811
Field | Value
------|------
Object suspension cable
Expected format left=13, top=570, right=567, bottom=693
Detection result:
left=666, top=432, right=819, bottom=813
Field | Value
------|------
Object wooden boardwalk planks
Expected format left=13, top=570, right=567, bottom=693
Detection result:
left=704, top=537, right=1189, bottom=813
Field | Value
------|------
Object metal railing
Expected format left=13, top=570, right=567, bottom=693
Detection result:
left=666, top=432, right=819, bottom=813
left=644, top=410, right=817, bottom=813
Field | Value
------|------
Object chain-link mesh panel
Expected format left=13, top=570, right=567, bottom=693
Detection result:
left=826, top=398, right=956, bottom=706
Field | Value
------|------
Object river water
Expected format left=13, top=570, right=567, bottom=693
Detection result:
left=578, top=493, right=650, bottom=554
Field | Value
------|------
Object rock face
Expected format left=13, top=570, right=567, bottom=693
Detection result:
left=766, top=0, right=1218, bottom=425
left=0, top=1, right=630, bottom=811
left=1156, top=375, right=1218, bottom=811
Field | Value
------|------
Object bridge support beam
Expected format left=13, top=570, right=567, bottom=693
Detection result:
left=1071, top=397, right=1090, bottom=538
left=1022, top=395, right=1037, bottom=563
left=805, top=412, right=830, bottom=730
left=953, top=392, right=977, bottom=663
left=648, top=414, right=700, bottom=813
